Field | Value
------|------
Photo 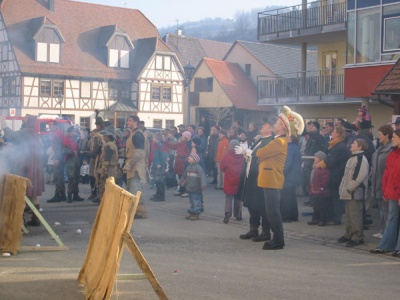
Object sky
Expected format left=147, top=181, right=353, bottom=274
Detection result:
left=76, top=0, right=302, bottom=28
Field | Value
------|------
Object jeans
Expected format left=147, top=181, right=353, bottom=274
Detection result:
left=379, top=200, right=400, bottom=251
left=376, top=198, right=389, bottom=234
left=216, top=162, right=224, bottom=189
left=189, top=192, right=203, bottom=215
left=263, top=188, right=284, bottom=245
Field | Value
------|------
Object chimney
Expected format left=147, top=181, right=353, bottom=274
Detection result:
left=49, top=0, right=54, bottom=12
left=176, top=29, right=183, bottom=36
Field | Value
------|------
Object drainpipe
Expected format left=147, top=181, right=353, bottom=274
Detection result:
left=49, top=0, right=54, bottom=12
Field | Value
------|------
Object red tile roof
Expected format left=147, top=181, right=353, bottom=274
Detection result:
left=203, top=58, right=270, bottom=111
left=375, top=58, right=400, bottom=94
left=1, top=0, right=164, bottom=80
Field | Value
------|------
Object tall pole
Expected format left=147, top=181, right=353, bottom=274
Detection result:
left=187, top=82, right=190, bottom=125
left=58, top=94, right=63, bottom=117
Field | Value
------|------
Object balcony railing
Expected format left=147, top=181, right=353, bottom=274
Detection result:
left=258, top=0, right=347, bottom=37
left=257, top=68, right=344, bottom=101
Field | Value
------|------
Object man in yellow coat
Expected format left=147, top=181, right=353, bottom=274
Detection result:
left=256, top=106, right=304, bottom=250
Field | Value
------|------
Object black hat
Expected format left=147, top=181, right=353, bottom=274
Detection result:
left=360, top=120, right=374, bottom=129
left=393, top=117, right=400, bottom=125
left=95, top=116, right=104, bottom=125
left=192, top=137, right=201, bottom=146
left=343, top=121, right=354, bottom=132
left=177, top=124, right=185, bottom=128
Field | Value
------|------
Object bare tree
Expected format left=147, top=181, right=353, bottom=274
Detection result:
left=206, top=107, right=232, bottom=126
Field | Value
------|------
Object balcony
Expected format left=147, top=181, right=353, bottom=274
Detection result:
left=258, top=1, right=347, bottom=44
left=257, top=68, right=346, bottom=105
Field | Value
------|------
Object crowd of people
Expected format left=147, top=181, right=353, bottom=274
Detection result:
left=1, top=106, right=400, bottom=253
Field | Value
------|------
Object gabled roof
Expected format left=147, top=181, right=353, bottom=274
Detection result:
left=1, top=0, right=166, bottom=80
left=203, top=58, right=270, bottom=111
left=374, top=58, right=400, bottom=95
left=224, top=41, right=317, bottom=75
left=163, top=33, right=231, bottom=68
left=131, top=36, right=176, bottom=79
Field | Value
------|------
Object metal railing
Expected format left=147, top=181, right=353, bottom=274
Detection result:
left=257, top=68, right=344, bottom=100
left=258, top=1, right=347, bottom=37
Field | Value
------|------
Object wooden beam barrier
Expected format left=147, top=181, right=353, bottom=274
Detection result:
left=0, top=174, right=31, bottom=255
left=78, top=177, right=168, bottom=300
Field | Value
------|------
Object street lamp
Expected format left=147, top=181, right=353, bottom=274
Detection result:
left=184, top=62, right=195, bottom=125
left=57, top=94, right=64, bottom=117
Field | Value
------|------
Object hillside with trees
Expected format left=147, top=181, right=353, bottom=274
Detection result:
left=159, top=6, right=284, bottom=42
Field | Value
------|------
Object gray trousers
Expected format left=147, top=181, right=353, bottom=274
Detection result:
left=344, top=200, right=364, bottom=241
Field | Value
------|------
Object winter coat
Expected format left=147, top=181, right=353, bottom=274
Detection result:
left=348, top=131, right=376, bottom=164
left=323, top=138, right=350, bottom=190
left=382, top=147, right=400, bottom=201
left=283, top=142, right=302, bottom=188
left=238, top=136, right=274, bottom=207
left=256, top=135, right=288, bottom=189
left=339, top=151, right=369, bottom=200
left=370, top=141, right=392, bottom=199
left=165, top=140, right=190, bottom=175
left=304, top=131, right=326, bottom=170
left=216, top=136, right=229, bottom=162
left=220, top=149, right=244, bottom=195
left=180, top=162, right=207, bottom=193
left=308, top=168, right=331, bottom=197
left=207, top=134, right=219, bottom=161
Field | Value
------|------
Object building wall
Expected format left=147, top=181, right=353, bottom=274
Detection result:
left=194, top=63, right=232, bottom=108
left=0, top=13, right=22, bottom=111
left=138, top=54, right=184, bottom=128
left=224, top=44, right=272, bottom=84
left=344, top=64, right=393, bottom=98
left=317, top=41, right=347, bottom=70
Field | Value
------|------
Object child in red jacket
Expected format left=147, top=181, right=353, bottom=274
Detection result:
left=220, top=140, right=245, bottom=224
left=308, top=151, right=331, bottom=226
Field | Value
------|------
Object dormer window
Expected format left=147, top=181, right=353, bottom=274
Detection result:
left=108, top=34, right=133, bottom=69
left=34, top=24, right=64, bottom=64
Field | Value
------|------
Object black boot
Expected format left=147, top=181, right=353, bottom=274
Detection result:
left=67, top=192, right=72, bottom=203
left=27, top=204, right=40, bottom=226
left=252, top=230, right=271, bottom=242
left=223, top=212, right=231, bottom=224
left=240, top=228, right=259, bottom=240
left=47, top=193, right=61, bottom=203
left=60, top=192, right=67, bottom=202
left=73, top=194, right=84, bottom=201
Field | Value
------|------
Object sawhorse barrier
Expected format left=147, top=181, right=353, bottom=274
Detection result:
left=0, top=174, right=67, bottom=254
left=78, top=177, right=168, bottom=300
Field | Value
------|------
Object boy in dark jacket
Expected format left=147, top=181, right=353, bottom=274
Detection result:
left=308, top=151, right=331, bottom=226
left=180, top=153, right=207, bottom=220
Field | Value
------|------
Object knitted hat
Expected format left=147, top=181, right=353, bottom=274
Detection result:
left=279, top=106, right=305, bottom=137
left=192, top=137, right=201, bottom=146
left=182, top=131, right=192, bottom=139
left=189, top=152, right=200, bottom=163
left=358, top=105, right=368, bottom=114
left=314, top=151, right=326, bottom=161
left=229, top=139, right=240, bottom=150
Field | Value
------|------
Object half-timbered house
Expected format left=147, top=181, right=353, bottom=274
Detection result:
left=0, top=0, right=185, bottom=129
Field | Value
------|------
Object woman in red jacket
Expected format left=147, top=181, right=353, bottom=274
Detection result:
left=371, top=129, right=400, bottom=256
left=221, top=140, right=244, bottom=224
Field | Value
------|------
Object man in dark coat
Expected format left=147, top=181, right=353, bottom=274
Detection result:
left=235, top=119, right=274, bottom=242
left=2, top=115, right=45, bottom=226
